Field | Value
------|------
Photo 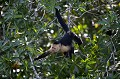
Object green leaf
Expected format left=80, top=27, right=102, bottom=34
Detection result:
left=88, top=61, right=96, bottom=65
left=71, top=74, right=75, bottom=79
left=14, top=15, right=23, bottom=19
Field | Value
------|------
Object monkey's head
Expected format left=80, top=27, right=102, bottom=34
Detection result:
left=48, top=41, right=61, bottom=53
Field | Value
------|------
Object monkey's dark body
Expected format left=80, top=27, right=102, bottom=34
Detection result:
left=59, top=33, right=72, bottom=46
left=34, top=8, right=82, bottom=60
left=58, top=32, right=74, bottom=57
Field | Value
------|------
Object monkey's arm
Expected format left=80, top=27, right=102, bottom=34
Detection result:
left=34, top=51, right=50, bottom=61
left=34, top=43, right=61, bottom=60
left=55, top=8, right=69, bottom=32
left=72, top=32, right=83, bottom=45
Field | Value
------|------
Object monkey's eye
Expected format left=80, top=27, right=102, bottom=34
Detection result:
left=52, top=47, right=56, bottom=49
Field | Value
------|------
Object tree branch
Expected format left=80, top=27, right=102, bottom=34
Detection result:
left=29, top=54, right=41, bottom=79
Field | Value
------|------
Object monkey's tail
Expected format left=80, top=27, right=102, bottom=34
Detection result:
left=55, top=8, right=69, bottom=33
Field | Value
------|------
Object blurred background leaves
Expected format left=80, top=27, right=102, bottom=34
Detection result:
left=0, top=0, right=120, bottom=78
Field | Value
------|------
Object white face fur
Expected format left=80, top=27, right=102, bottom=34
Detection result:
left=49, top=44, right=61, bottom=53
left=48, top=43, right=70, bottom=53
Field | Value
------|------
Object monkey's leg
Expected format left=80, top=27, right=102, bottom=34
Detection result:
left=34, top=51, right=50, bottom=61
left=63, top=52, right=69, bottom=58
left=69, top=46, right=74, bottom=58
left=63, top=47, right=74, bottom=58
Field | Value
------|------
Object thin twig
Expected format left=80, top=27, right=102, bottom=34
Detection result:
left=40, top=10, right=45, bottom=21
left=29, top=54, right=41, bottom=79
left=68, top=3, right=71, bottom=28
left=79, top=4, right=105, bottom=18
left=105, top=35, right=117, bottom=77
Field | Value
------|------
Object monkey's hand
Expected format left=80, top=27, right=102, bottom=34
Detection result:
left=34, top=51, right=50, bottom=61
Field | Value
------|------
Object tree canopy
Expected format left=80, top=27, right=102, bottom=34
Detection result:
left=0, top=0, right=120, bottom=79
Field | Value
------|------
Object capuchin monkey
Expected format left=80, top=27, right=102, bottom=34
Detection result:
left=34, top=8, right=83, bottom=60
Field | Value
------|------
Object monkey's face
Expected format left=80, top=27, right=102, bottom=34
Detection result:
left=49, top=44, right=61, bottom=53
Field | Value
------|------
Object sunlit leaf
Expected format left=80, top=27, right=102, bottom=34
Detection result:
left=94, top=23, right=99, bottom=28
left=83, top=24, right=87, bottom=29
left=88, top=61, right=96, bottom=65
left=71, top=74, right=75, bottom=79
